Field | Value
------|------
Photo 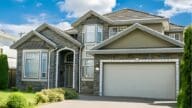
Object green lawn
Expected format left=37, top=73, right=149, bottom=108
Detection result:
left=0, top=90, right=36, bottom=107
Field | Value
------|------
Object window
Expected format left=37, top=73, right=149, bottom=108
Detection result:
left=169, top=33, right=180, bottom=40
left=83, top=24, right=103, bottom=43
left=41, top=52, right=48, bottom=78
left=109, top=26, right=127, bottom=37
left=82, top=59, right=94, bottom=80
left=23, top=50, right=48, bottom=80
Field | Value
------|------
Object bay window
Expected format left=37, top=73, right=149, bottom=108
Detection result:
left=23, top=50, right=48, bottom=80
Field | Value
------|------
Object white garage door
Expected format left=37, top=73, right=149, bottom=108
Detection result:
left=104, top=63, right=176, bottom=99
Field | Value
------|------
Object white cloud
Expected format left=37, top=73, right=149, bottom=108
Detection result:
left=54, top=22, right=71, bottom=30
left=0, top=23, right=38, bottom=37
left=157, top=0, right=192, bottom=18
left=0, top=22, right=71, bottom=37
left=0, top=13, right=71, bottom=37
left=57, top=0, right=116, bottom=17
left=25, top=13, right=47, bottom=23
left=36, top=2, right=42, bottom=7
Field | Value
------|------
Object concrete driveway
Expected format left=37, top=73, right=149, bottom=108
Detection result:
left=40, top=95, right=176, bottom=108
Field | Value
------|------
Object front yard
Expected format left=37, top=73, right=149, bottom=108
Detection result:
left=0, top=90, right=36, bottom=108
left=0, top=88, right=78, bottom=108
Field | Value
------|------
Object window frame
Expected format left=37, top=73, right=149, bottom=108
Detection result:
left=169, top=33, right=180, bottom=40
left=81, top=58, right=94, bottom=81
left=82, top=24, right=103, bottom=43
left=109, top=26, right=127, bottom=37
left=22, top=49, right=48, bottom=81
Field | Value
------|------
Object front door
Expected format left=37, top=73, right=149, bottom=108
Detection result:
left=63, top=52, right=73, bottom=88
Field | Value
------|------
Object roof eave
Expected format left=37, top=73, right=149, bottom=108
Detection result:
left=88, top=48, right=184, bottom=55
left=10, top=30, right=57, bottom=49
left=36, top=23, right=82, bottom=47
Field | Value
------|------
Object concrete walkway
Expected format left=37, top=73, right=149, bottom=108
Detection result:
left=40, top=95, right=176, bottom=108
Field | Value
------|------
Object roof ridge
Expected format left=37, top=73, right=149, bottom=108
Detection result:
left=170, top=23, right=185, bottom=27
left=103, top=8, right=164, bottom=18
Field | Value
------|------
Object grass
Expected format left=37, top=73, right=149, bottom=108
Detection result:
left=0, top=90, right=36, bottom=108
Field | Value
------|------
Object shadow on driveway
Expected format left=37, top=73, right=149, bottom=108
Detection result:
left=40, top=95, right=177, bottom=108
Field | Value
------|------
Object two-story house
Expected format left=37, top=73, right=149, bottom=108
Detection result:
left=11, top=9, right=184, bottom=100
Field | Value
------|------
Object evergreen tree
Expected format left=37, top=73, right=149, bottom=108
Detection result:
left=178, top=25, right=192, bottom=108
left=0, top=54, right=9, bottom=89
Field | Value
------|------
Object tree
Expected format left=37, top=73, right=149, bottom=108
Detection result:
left=0, top=54, right=9, bottom=89
left=178, top=25, right=192, bottom=108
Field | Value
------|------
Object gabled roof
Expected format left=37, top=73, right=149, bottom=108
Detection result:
left=103, top=8, right=164, bottom=21
left=36, top=23, right=82, bottom=47
left=72, top=10, right=113, bottom=27
left=72, top=9, right=167, bottom=27
left=92, top=23, right=184, bottom=50
left=65, top=28, right=78, bottom=34
left=10, top=30, right=57, bottom=49
left=167, top=23, right=185, bottom=32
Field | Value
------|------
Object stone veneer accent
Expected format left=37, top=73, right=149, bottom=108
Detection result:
left=93, top=53, right=182, bottom=95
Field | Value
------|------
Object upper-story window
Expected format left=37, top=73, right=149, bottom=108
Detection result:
left=169, top=33, right=180, bottom=40
left=82, top=24, right=103, bottom=43
left=109, top=26, right=127, bottom=37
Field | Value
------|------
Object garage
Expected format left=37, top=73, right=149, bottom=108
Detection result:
left=103, top=62, right=176, bottom=100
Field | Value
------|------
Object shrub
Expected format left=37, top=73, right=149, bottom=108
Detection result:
left=7, top=93, right=28, bottom=108
left=40, top=89, right=64, bottom=102
left=0, top=97, right=7, bottom=108
left=177, top=25, right=192, bottom=108
left=11, top=86, right=19, bottom=91
left=35, top=88, right=78, bottom=104
left=26, top=85, right=33, bottom=92
left=35, top=92, right=49, bottom=104
left=63, top=88, right=79, bottom=99
left=0, top=54, right=9, bottom=89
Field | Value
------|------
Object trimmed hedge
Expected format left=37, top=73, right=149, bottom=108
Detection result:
left=35, top=88, right=79, bottom=104
left=0, top=54, right=9, bottom=89
left=7, top=93, right=28, bottom=108
left=177, top=25, right=192, bottom=108
left=64, top=88, right=79, bottom=99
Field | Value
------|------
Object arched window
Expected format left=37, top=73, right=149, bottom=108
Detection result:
left=64, top=52, right=73, bottom=63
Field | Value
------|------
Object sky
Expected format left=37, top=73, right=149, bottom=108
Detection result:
left=0, top=0, right=191, bottom=37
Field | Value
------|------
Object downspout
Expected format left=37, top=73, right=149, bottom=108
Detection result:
left=78, top=46, right=82, bottom=93
left=48, top=48, right=57, bottom=89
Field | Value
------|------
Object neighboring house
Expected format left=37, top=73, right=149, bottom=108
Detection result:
left=11, top=9, right=184, bottom=100
left=0, top=31, right=18, bottom=69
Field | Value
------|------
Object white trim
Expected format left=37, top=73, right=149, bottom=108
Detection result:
left=55, top=47, right=76, bottom=89
left=99, top=59, right=179, bottom=100
left=88, top=48, right=184, bottom=54
left=22, top=49, right=48, bottom=81
left=11, top=30, right=57, bottom=49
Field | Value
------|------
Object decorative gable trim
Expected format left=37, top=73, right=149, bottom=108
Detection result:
left=92, top=23, right=184, bottom=50
left=10, top=30, right=57, bottom=49
left=36, top=23, right=82, bottom=47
